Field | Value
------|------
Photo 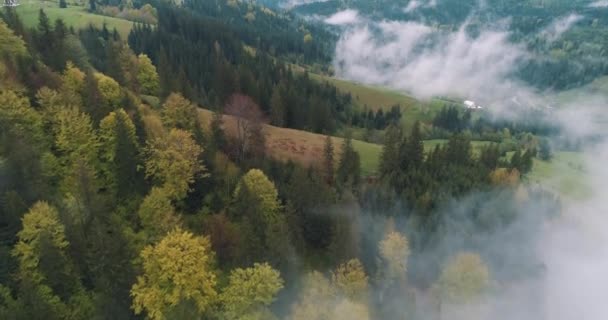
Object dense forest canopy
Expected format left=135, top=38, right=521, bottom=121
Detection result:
left=0, top=0, right=603, bottom=319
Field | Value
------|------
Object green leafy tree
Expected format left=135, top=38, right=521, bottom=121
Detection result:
left=99, top=109, right=143, bottom=198
left=11, top=202, right=91, bottom=319
left=137, top=187, right=182, bottom=242
left=12, top=202, right=69, bottom=285
left=233, top=169, right=290, bottom=266
left=0, top=21, right=26, bottom=58
left=131, top=229, right=218, bottom=320
left=137, top=53, right=160, bottom=95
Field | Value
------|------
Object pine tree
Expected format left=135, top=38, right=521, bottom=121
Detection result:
left=539, top=138, right=553, bottom=161
left=158, top=47, right=173, bottom=99
left=379, top=124, right=402, bottom=182
left=270, top=86, right=285, bottom=127
left=88, top=0, right=96, bottom=12
left=510, top=149, right=522, bottom=171
left=337, top=134, right=361, bottom=188
left=407, top=121, right=424, bottom=168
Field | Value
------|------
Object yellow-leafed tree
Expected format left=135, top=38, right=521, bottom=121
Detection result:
left=436, top=252, right=490, bottom=304
left=220, top=262, right=284, bottom=319
left=379, top=231, right=410, bottom=283
left=131, top=229, right=218, bottom=320
left=331, top=259, right=368, bottom=302
left=145, top=128, right=206, bottom=200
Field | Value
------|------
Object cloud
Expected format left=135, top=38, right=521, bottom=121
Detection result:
left=334, top=20, right=529, bottom=105
left=331, top=10, right=608, bottom=320
left=539, top=14, right=583, bottom=42
left=589, top=0, right=608, bottom=8
left=279, top=0, right=330, bottom=9
left=324, top=9, right=361, bottom=25
left=404, top=0, right=437, bottom=13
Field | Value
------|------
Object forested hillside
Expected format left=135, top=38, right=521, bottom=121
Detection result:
left=0, top=0, right=574, bottom=319
left=291, top=0, right=608, bottom=90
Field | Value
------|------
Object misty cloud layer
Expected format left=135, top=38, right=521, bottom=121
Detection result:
left=279, top=0, right=329, bottom=9
left=404, top=0, right=437, bottom=13
left=539, top=14, right=583, bottom=42
left=330, top=6, right=608, bottom=319
left=589, top=0, right=608, bottom=8
left=333, top=19, right=530, bottom=105
left=325, top=9, right=361, bottom=26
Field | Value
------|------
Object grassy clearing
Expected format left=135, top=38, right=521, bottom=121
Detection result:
left=424, top=139, right=494, bottom=154
left=525, top=151, right=588, bottom=199
left=196, top=107, right=504, bottom=176
left=198, top=108, right=382, bottom=175
left=309, top=73, right=418, bottom=110
left=15, top=0, right=134, bottom=38
left=309, top=73, right=451, bottom=132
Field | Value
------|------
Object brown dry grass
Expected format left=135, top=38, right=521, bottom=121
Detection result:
left=198, top=109, right=382, bottom=175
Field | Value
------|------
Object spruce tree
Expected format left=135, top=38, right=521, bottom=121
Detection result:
left=408, top=121, right=424, bottom=168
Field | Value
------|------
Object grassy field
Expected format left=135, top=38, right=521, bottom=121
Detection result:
left=196, top=107, right=504, bottom=175
left=309, top=73, right=418, bottom=110
left=525, top=151, right=588, bottom=199
left=424, top=139, right=494, bottom=154
left=309, top=73, right=451, bottom=131
left=15, top=0, right=134, bottom=38
left=197, top=108, right=382, bottom=175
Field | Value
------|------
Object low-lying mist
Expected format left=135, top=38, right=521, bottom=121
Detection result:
left=324, top=4, right=608, bottom=320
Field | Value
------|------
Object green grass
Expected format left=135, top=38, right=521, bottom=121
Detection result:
left=424, top=139, right=494, bottom=154
left=15, top=0, right=134, bottom=38
left=351, top=140, right=382, bottom=176
left=309, top=73, right=452, bottom=132
left=352, top=139, right=495, bottom=176
left=310, top=73, right=418, bottom=111
left=525, top=151, right=588, bottom=199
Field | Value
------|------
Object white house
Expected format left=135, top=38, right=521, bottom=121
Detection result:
left=463, top=100, right=484, bottom=110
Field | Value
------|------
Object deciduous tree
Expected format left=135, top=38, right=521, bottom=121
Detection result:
left=137, top=54, right=159, bottom=95
left=379, top=231, right=410, bottom=283
left=219, top=262, right=283, bottom=319
left=145, top=128, right=205, bottom=201
left=94, top=72, right=121, bottom=107
left=224, top=94, right=265, bottom=162
left=131, top=229, right=218, bottom=320
left=331, top=259, right=368, bottom=302
left=435, top=252, right=490, bottom=304
left=137, top=187, right=181, bottom=242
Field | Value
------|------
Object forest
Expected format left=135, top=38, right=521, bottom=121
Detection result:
left=0, top=0, right=572, bottom=319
